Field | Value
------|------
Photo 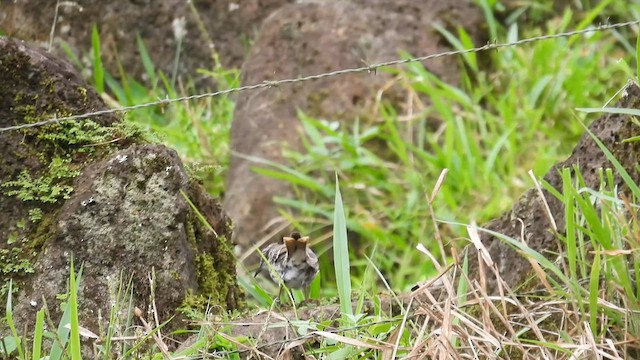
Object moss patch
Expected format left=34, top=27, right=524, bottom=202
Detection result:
left=196, top=253, right=231, bottom=303
left=178, top=204, right=243, bottom=316
left=3, top=157, right=80, bottom=203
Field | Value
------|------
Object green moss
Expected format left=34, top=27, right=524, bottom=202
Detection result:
left=194, top=253, right=229, bottom=304
left=3, top=66, right=147, bottom=205
left=0, top=239, right=36, bottom=299
left=179, top=291, right=207, bottom=318
left=2, top=157, right=79, bottom=203
left=185, top=217, right=197, bottom=246
left=0, top=248, right=34, bottom=277
left=178, top=214, right=242, bottom=316
left=0, top=211, right=56, bottom=300
left=78, top=86, right=88, bottom=103
left=29, top=213, right=57, bottom=252
left=38, top=120, right=111, bottom=150
left=170, top=270, right=181, bottom=281
left=179, top=251, right=236, bottom=315
left=28, top=208, right=43, bottom=222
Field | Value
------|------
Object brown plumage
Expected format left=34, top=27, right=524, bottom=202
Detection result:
left=254, top=232, right=319, bottom=290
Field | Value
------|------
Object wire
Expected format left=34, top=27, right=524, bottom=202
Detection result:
left=1, top=19, right=638, bottom=133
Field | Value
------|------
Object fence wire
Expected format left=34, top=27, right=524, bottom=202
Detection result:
left=1, top=19, right=639, bottom=133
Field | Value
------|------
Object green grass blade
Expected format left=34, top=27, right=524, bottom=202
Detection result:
left=589, top=250, right=602, bottom=332
left=68, top=259, right=82, bottom=359
left=119, top=274, right=137, bottom=357
left=59, top=40, right=82, bottom=69
left=432, top=24, right=478, bottom=72
left=333, top=174, right=353, bottom=317
left=475, top=0, right=497, bottom=40
left=49, top=266, right=83, bottom=360
left=273, top=197, right=334, bottom=220
left=5, top=280, right=26, bottom=359
left=104, top=72, right=127, bottom=104
left=32, top=307, right=45, bottom=360
left=179, top=189, right=236, bottom=257
left=0, top=337, right=18, bottom=358
left=252, top=167, right=331, bottom=196
left=561, top=168, right=577, bottom=283
left=102, top=273, right=123, bottom=359
left=121, top=317, right=174, bottom=358
left=458, top=27, right=478, bottom=71
left=91, top=25, right=104, bottom=94
left=576, top=107, right=640, bottom=116
left=636, top=26, right=640, bottom=82
left=233, top=152, right=332, bottom=196
left=309, top=272, right=321, bottom=300
left=136, top=34, right=157, bottom=85
left=237, top=277, right=271, bottom=307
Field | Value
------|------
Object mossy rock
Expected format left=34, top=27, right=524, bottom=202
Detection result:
left=0, top=37, right=242, bottom=353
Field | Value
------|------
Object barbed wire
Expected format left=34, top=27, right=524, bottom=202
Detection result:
left=1, top=19, right=639, bottom=133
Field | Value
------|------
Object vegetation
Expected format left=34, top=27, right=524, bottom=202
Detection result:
left=2, top=0, right=640, bottom=358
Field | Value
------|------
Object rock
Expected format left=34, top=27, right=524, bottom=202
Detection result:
left=0, top=0, right=293, bottom=85
left=224, top=0, right=486, bottom=254
left=0, top=37, right=240, bottom=353
left=466, top=81, right=640, bottom=292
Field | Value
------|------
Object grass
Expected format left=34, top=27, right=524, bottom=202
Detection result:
left=2, top=0, right=640, bottom=358
left=256, top=5, right=638, bottom=296
left=2, top=264, right=84, bottom=360
left=333, top=175, right=353, bottom=319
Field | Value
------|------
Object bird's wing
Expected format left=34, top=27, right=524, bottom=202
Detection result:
left=306, top=248, right=320, bottom=272
left=266, top=243, right=287, bottom=264
left=255, top=243, right=280, bottom=276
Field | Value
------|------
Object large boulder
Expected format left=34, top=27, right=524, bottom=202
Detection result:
left=0, top=37, right=240, bottom=351
left=466, top=81, right=640, bottom=292
left=224, top=0, right=486, bottom=254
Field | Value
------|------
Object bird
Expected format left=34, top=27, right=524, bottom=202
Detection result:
left=254, top=231, right=320, bottom=298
